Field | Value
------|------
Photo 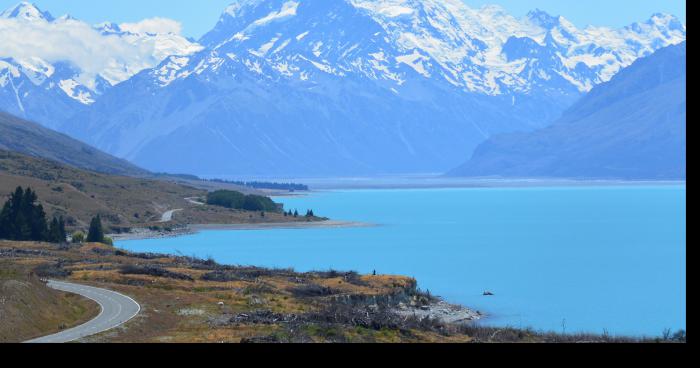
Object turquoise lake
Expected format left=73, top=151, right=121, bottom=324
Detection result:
left=117, top=185, right=686, bottom=337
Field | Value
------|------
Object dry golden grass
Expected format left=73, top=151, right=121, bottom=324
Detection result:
left=0, top=261, right=100, bottom=343
left=1, top=240, right=434, bottom=343
left=0, top=151, right=324, bottom=233
left=3, top=240, right=672, bottom=343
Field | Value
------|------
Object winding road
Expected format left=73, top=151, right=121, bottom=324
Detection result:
left=25, top=281, right=140, bottom=343
left=159, top=208, right=183, bottom=223
left=185, top=197, right=205, bottom=206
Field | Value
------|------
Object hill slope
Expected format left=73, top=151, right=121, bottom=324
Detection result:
left=0, top=150, right=322, bottom=231
left=0, top=111, right=148, bottom=177
left=0, top=149, right=201, bottom=229
left=449, top=42, right=686, bottom=180
left=0, top=261, right=100, bottom=343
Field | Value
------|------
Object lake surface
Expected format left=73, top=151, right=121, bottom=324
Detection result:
left=118, top=185, right=686, bottom=337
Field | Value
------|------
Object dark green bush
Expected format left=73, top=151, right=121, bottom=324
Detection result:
left=206, top=190, right=279, bottom=212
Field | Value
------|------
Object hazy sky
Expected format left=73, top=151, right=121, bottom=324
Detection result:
left=0, top=0, right=687, bottom=39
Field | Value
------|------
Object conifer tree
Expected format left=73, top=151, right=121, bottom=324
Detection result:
left=59, top=216, right=67, bottom=241
left=0, top=187, right=49, bottom=242
left=49, top=217, right=61, bottom=243
left=87, top=215, right=104, bottom=243
left=47, top=217, right=67, bottom=243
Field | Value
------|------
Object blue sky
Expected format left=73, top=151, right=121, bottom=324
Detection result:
left=0, top=0, right=686, bottom=39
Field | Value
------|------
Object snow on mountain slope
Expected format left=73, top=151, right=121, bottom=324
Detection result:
left=191, top=0, right=684, bottom=96
left=0, top=2, right=202, bottom=127
left=450, top=42, right=686, bottom=180
left=0, top=1, right=53, bottom=21
left=61, top=0, right=685, bottom=176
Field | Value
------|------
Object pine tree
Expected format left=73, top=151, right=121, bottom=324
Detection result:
left=293, top=210, right=299, bottom=218
left=14, top=187, right=31, bottom=240
left=49, top=217, right=61, bottom=243
left=30, top=203, right=48, bottom=241
left=0, top=199, right=11, bottom=240
left=47, top=217, right=67, bottom=243
left=59, top=216, right=67, bottom=241
left=87, top=215, right=104, bottom=243
left=0, top=187, right=48, bottom=241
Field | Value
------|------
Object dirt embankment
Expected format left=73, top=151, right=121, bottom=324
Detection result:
left=0, top=262, right=100, bottom=343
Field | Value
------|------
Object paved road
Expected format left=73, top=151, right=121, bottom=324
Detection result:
left=185, top=197, right=205, bottom=206
left=25, top=281, right=140, bottom=343
left=159, top=208, right=183, bottom=222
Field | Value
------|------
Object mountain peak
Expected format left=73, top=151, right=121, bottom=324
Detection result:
left=94, top=21, right=123, bottom=35
left=647, top=12, right=685, bottom=30
left=526, top=8, right=561, bottom=29
left=0, top=2, right=54, bottom=22
left=223, top=0, right=267, bottom=18
left=56, top=14, right=78, bottom=22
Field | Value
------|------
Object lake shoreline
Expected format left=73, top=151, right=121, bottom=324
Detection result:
left=110, top=220, right=374, bottom=242
left=109, top=220, right=486, bottom=327
left=257, top=177, right=686, bottom=191
left=395, top=300, right=484, bottom=325
left=113, top=186, right=686, bottom=335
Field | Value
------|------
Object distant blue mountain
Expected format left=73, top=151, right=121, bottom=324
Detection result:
left=449, top=42, right=686, bottom=180
left=54, top=1, right=684, bottom=176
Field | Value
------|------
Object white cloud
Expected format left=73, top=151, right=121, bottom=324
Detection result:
left=119, top=17, right=183, bottom=35
left=0, top=16, right=199, bottom=88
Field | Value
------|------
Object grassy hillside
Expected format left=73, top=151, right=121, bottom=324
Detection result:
left=0, top=111, right=265, bottom=195
left=0, top=150, right=322, bottom=231
left=0, top=260, right=99, bottom=343
left=0, top=149, right=202, bottom=230
left=0, top=111, right=149, bottom=177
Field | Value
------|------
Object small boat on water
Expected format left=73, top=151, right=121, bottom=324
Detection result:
left=483, top=291, right=495, bottom=296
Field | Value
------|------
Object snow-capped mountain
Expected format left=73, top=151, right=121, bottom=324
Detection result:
left=450, top=42, right=686, bottom=179
left=60, top=0, right=685, bottom=176
left=194, top=0, right=684, bottom=96
left=0, top=2, right=202, bottom=128
left=0, top=0, right=52, bottom=20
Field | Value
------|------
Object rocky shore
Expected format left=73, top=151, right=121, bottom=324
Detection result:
left=108, top=226, right=195, bottom=241
left=395, top=300, right=483, bottom=325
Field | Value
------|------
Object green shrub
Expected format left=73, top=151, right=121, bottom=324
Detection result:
left=206, top=190, right=279, bottom=212
left=71, top=231, right=86, bottom=244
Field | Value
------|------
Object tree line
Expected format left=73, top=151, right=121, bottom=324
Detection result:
left=0, top=187, right=66, bottom=243
left=283, top=209, right=316, bottom=218
left=0, top=186, right=106, bottom=244
left=206, top=190, right=280, bottom=212
left=205, top=179, right=309, bottom=192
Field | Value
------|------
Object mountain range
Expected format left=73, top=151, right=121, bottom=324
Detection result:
left=0, top=2, right=202, bottom=129
left=0, top=1, right=687, bottom=177
left=450, top=42, right=686, bottom=180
